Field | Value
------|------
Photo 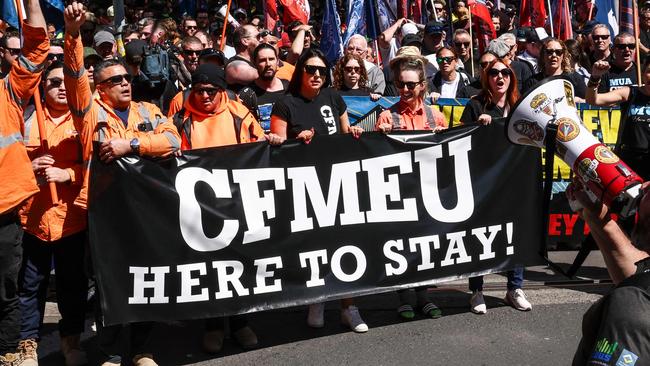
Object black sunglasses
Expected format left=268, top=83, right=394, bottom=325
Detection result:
left=545, top=49, right=564, bottom=56
left=259, top=29, right=271, bottom=38
left=194, top=87, right=220, bottom=97
left=98, top=73, right=132, bottom=85
left=344, top=66, right=361, bottom=73
left=185, top=25, right=197, bottom=30
left=304, top=65, right=327, bottom=76
left=615, top=43, right=636, bottom=50
left=437, top=56, right=456, bottom=64
left=6, top=47, right=20, bottom=56
left=183, top=49, right=201, bottom=56
left=46, top=77, right=63, bottom=88
left=488, top=68, right=513, bottom=77
left=454, top=41, right=470, bottom=48
left=395, top=80, right=424, bottom=90
left=592, top=34, right=610, bottom=40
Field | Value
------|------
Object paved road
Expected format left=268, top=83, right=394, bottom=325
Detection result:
left=38, top=251, right=611, bottom=366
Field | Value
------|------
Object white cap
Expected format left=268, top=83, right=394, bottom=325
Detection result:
left=107, top=6, right=114, bottom=17
left=534, top=27, right=549, bottom=42
left=401, top=23, right=418, bottom=37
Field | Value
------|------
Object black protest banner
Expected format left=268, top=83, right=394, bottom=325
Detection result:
left=89, top=123, right=545, bottom=326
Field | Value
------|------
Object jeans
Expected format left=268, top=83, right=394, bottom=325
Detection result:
left=18, top=232, right=87, bottom=340
left=469, top=266, right=524, bottom=292
left=0, top=214, right=23, bottom=355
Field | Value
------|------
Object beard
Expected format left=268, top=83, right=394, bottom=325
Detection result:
left=260, top=69, right=276, bottom=81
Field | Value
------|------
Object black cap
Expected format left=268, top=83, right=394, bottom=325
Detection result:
left=124, top=39, right=147, bottom=64
left=576, top=20, right=599, bottom=35
left=505, top=3, right=517, bottom=13
left=402, top=33, right=423, bottom=48
left=516, top=26, right=531, bottom=42
left=425, top=20, right=445, bottom=35
left=199, top=48, right=226, bottom=65
left=191, top=64, right=227, bottom=89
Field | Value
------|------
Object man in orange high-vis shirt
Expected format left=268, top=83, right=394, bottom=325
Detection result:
left=16, top=38, right=88, bottom=366
left=0, top=0, right=49, bottom=364
left=61, top=3, right=180, bottom=366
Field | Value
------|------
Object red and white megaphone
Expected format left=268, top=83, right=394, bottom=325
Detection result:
left=506, top=77, right=643, bottom=217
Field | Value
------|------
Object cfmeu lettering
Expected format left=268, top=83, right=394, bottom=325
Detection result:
left=175, top=136, right=475, bottom=252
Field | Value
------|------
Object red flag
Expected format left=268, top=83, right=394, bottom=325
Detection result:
left=397, top=0, right=408, bottom=19
left=552, top=0, right=573, bottom=40
left=519, top=0, right=547, bottom=27
left=281, top=0, right=310, bottom=25
left=468, top=0, right=496, bottom=54
left=411, top=0, right=423, bottom=23
left=265, top=0, right=278, bottom=33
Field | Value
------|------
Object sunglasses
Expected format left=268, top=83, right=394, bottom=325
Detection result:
left=395, top=80, right=424, bottom=90
left=479, top=61, right=492, bottom=69
left=435, top=7, right=444, bottom=11
left=183, top=49, right=201, bottom=56
left=592, top=34, right=610, bottom=40
left=194, top=87, right=220, bottom=97
left=98, top=73, right=132, bottom=85
left=46, top=77, right=63, bottom=88
left=545, top=49, right=564, bottom=56
left=304, top=65, right=328, bottom=76
left=6, top=47, right=20, bottom=56
left=259, top=29, right=271, bottom=38
left=185, top=25, right=197, bottom=30
left=615, top=43, right=636, bottom=50
left=454, top=41, right=470, bottom=48
left=344, top=66, right=360, bottom=73
left=488, top=68, right=513, bottom=77
left=437, top=56, right=456, bottom=64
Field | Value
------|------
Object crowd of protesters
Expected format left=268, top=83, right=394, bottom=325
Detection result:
left=0, top=0, right=650, bottom=365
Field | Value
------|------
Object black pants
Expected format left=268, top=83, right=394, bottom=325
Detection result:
left=18, top=232, right=87, bottom=340
left=0, top=214, right=23, bottom=355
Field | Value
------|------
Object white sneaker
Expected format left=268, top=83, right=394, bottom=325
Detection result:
left=307, top=303, right=325, bottom=328
left=341, top=306, right=368, bottom=333
left=505, top=288, right=532, bottom=311
left=470, top=291, right=487, bottom=314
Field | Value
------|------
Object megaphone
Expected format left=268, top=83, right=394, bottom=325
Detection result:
left=217, top=4, right=241, bottom=28
left=506, top=77, right=643, bottom=217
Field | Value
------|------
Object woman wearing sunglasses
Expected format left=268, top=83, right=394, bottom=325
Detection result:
left=460, top=58, right=532, bottom=314
left=524, top=38, right=587, bottom=101
left=332, top=54, right=381, bottom=101
left=375, top=55, right=447, bottom=320
left=270, top=48, right=367, bottom=333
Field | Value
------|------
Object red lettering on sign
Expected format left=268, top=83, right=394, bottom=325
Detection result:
left=548, top=214, right=562, bottom=235
left=562, top=214, right=579, bottom=235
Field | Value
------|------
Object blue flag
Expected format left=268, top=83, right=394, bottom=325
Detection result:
left=593, top=0, right=619, bottom=36
left=343, top=0, right=366, bottom=47
left=42, top=0, right=64, bottom=31
left=320, top=0, right=342, bottom=64
left=2, top=0, right=21, bottom=29
left=365, top=0, right=381, bottom=40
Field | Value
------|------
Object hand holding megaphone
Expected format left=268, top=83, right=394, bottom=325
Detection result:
left=218, top=4, right=240, bottom=28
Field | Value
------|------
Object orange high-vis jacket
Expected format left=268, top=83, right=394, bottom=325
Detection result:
left=63, top=33, right=181, bottom=209
left=175, top=90, right=264, bottom=150
left=20, top=107, right=86, bottom=241
left=275, top=61, right=295, bottom=82
left=0, top=23, right=50, bottom=215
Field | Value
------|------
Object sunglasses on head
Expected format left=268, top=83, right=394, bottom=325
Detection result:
left=395, top=80, right=423, bottom=90
left=437, top=56, right=456, bottom=64
left=488, top=68, right=513, bottom=77
left=194, top=87, right=220, bottom=97
left=344, top=66, right=360, bottom=73
left=98, top=73, right=132, bottom=85
left=183, top=49, right=201, bottom=56
left=592, top=34, right=610, bottom=40
left=46, top=77, right=63, bottom=88
left=615, top=43, right=636, bottom=50
left=454, top=41, right=470, bottom=48
left=545, top=48, right=564, bottom=56
left=304, top=65, right=327, bottom=76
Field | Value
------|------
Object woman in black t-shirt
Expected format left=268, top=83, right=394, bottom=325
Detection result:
left=587, top=58, right=650, bottom=179
left=332, top=54, right=381, bottom=100
left=271, top=49, right=362, bottom=142
left=270, top=48, right=366, bottom=333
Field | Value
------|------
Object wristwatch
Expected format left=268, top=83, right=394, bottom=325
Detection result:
left=130, top=138, right=140, bottom=155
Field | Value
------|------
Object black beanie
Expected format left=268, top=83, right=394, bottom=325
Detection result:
left=191, top=64, right=227, bottom=89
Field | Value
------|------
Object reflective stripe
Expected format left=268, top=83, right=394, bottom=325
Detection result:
left=63, top=65, right=85, bottom=79
left=151, top=115, right=167, bottom=130
left=96, top=108, right=109, bottom=142
left=138, top=104, right=150, bottom=123
left=0, top=132, right=22, bottom=148
left=70, top=103, right=92, bottom=118
left=5, top=77, right=22, bottom=106
left=18, top=55, right=45, bottom=73
left=163, top=131, right=180, bottom=151
left=23, top=109, right=35, bottom=143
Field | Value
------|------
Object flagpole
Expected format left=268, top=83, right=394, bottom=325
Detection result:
left=547, top=0, right=554, bottom=37
left=219, top=0, right=233, bottom=51
left=468, top=7, right=475, bottom=79
left=587, top=0, right=595, bottom=20
left=15, top=0, right=58, bottom=205
left=633, top=0, right=642, bottom=85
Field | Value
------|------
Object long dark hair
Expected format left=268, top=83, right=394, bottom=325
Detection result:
left=479, top=58, right=519, bottom=108
left=288, top=48, right=332, bottom=95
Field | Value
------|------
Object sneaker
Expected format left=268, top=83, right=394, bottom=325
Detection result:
left=307, top=303, right=325, bottom=328
left=202, top=329, right=225, bottom=354
left=505, top=288, right=532, bottom=311
left=233, top=326, right=258, bottom=350
left=470, top=291, right=487, bottom=314
left=0, top=352, right=24, bottom=366
left=132, top=353, right=157, bottom=366
left=16, top=339, right=38, bottom=366
left=341, top=306, right=368, bottom=333
left=60, top=335, right=87, bottom=366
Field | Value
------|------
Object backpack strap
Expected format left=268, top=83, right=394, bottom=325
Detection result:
left=173, top=108, right=192, bottom=150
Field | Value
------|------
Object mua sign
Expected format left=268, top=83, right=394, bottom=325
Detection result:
left=89, top=123, right=545, bottom=325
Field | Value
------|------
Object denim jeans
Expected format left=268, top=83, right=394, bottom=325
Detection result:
left=0, top=214, right=23, bottom=354
left=18, top=231, right=87, bottom=340
left=469, top=266, right=524, bottom=292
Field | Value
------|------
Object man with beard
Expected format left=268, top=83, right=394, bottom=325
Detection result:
left=569, top=179, right=650, bottom=366
left=173, top=36, right=203, bottom=91
left=251, top=43, right=288, bottom=132
left=0, top=30, right=21, bottom=78
left=599, top=33, right=638, bottom=92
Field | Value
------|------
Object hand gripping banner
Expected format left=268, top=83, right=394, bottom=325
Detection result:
left=89, top=123, right=545, bottom=326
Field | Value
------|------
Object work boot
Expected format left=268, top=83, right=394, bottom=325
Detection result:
left=16, top=339, right=38, bottom=366
left=0, top=352, right=24, bottom=366
left=60, top=335, right=87, bottom=366
left=202, top=329, right=225, bottom=354
left=132, top=353, right=157, bottom=366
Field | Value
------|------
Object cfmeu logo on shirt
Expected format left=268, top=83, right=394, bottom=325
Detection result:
left=320, top=106, right=337, bottom=135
